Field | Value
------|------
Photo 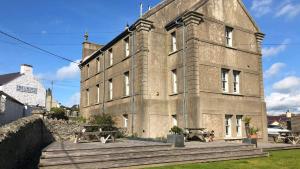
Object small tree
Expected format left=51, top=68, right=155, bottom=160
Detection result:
left=243, top=116, right=252, bottom=137
left=48, top=107, right=68, bottom=120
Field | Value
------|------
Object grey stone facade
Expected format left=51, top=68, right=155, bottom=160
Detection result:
left=79, top=0, right=268, bottom=142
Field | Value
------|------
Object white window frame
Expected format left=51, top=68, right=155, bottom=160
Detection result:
left=225, top=27, right=233, bottom=47
left=172, top=114, right=177, bottom=126
left=124, top=72, right=130, bottom=96
left=221, top=69, right=229, bottom=93
left=96, top=84, right=100, bottom=103
left=108, top=79, right=113, bottom=100
left=171, top=32, right=177, bottom=52
left=172, top=69, right=178, bottom=94
left=86, top=89, right=90, bottom=106
left=225, top=115, right=232, bottom=137
left=123, top=114, right=128, bottom=128
left=125, top=37, right=130, bottom=57
left=109, top=49, right=113, bottom=66
left=87, top=64, right=90, bottom=77
left=233, top=71, right=240, bottom=94
left=236, top=115, right=243, bottom=137
left=96, top=57, right=100, bottom=73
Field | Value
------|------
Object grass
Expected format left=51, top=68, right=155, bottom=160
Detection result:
left=146, top=150, right=300, bottom=169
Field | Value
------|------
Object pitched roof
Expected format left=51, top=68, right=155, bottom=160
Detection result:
left=0, top=91, right=24, bottom=105
left=267, top=115, right=289, bottom=125
left=0, top=72, right=21, bottom=86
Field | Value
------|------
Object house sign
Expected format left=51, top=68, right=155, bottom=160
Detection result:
left=16, top=85, right=37, bottom=94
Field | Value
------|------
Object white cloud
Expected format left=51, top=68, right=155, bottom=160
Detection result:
left=272, top=76, right=300, bottom=93
left=66, top=92, right=80, bottom=107
left=266, top=92, right=300, bottom=115
left=251, top=0, right=273, bottom=17
left=276, top=3, right=300, bottom=19
left=264, top=63, right=286, bottom=78
left=262, top=39, right=290, bottom=57
left=56, top=60, right=80, bottom=80
left=266, top=76, right=300, bottom=115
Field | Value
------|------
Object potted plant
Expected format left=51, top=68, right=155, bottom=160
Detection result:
left=242, top=117, right=259, bottom=147
left=249, top=127, right=259, bottom=139
left=167, top=126, right=185, bottom=147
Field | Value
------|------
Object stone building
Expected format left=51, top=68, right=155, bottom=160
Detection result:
left=45, top=88, right=60, bottom=111
left=0, top=64, right=46, bottom=107
left=0, top=91, right=26, bottom=126
left=79, top=0, right=268, bottom=141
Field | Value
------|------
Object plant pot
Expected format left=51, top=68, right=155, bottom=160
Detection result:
left=242, top=138, right=257, bottom=147
left=167, top=134, right=184, bottom=147
left=250, top=134, right=258, bottom=139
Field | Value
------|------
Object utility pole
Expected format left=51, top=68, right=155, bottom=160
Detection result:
left=50, top=80, right=53, bottom=110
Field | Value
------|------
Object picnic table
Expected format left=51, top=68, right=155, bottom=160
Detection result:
left=275, top=131, right=300, bottom=145
left=74, top=124, right=117, bottom=144
left=184, top=128, right=215, bottom=142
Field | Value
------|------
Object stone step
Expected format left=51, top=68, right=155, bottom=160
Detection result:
left=39, top=148, right=263, bottom=167
left=40, top=150, right=268, bottom=169
left=43, top=142, right=171, bottom=152
left=41, top=144, right=255, bottom=159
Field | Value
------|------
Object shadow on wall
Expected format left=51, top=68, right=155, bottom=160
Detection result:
left=0, top=115, right=54, bottom=169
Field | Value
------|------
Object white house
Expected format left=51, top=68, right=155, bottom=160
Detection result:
left=0, top=64, right=46, bottom=107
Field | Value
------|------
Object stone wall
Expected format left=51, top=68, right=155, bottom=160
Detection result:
left=43, top=118, right=81, bottom=141
left=0, top=115, right=53, bottom=169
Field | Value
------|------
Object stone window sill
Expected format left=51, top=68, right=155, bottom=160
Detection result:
left=121, top=95, right=130, bottom=99
left=222, top=92, right=243, bottom=97
left=225, top=46, right=237, bottom=50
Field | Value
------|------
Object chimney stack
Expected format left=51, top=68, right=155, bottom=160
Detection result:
left=20, top=64, right=33, bottom=75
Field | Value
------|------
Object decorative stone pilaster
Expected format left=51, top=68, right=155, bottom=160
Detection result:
left=255, top=32, right=265, bottom=100
left=132, top=19, right=153, bottom=137
left=134, top=19, right=153, bottom=96
left=182, top=11, right=203, bottom=96
left=182, top=11, right=203, bottom=129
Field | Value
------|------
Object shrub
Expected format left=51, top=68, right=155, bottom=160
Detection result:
left=75, top=116, right=86, bottom=124
left=48, top=107, right=68, bottom=120
left=90, top=114, right=116, bottom=131
left=169, top=126, right=184, bottom=135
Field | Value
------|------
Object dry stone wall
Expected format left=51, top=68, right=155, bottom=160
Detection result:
left=43, top=118, right=81, bottom=141
left=0, top=115, right=53, bottom=169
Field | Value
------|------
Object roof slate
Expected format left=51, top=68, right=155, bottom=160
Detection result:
left=0, top=72, right=21, bottom=86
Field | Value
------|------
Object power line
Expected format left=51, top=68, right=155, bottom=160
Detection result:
left=0, top=30, right=79, bottom=64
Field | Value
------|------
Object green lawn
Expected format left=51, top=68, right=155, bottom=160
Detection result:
left=146, top=150, right=300, bottom=169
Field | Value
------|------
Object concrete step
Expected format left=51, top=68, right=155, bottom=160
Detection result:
left=40, top=149, right=268, bottom=169
left=39, top=147, right=264, bottom=167
left=41, top=144, right=254, bottom=159
left=43, top=142, right=171, bottom=152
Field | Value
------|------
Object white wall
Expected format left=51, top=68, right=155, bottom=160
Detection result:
left=1, top=75, right=46, bottom=107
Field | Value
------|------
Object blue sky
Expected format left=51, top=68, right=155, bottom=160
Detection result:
left=0, top=0, right=299, bottom=114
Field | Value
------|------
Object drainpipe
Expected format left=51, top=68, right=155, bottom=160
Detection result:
left=101, top=49, right=105, bottom=115
left=175, top=20, right=187, bottom=129
left=127, top=27, right=135, bottom=135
